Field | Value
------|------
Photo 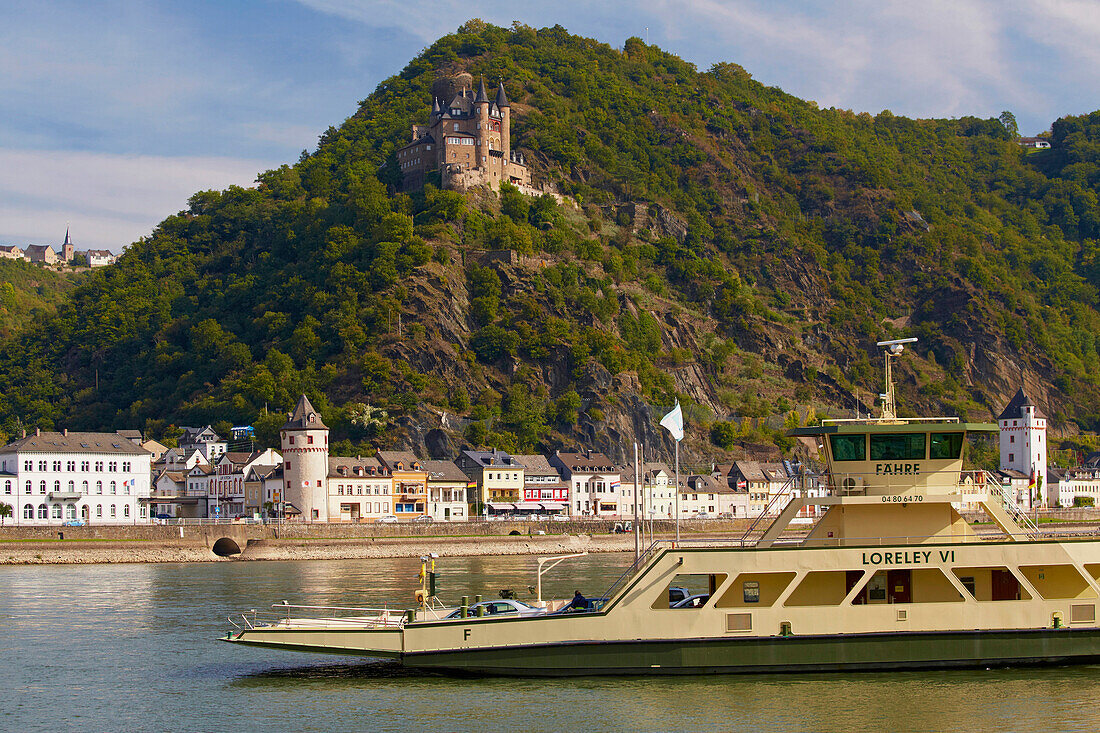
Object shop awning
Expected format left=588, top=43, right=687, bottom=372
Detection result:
left=487, top=502, right=515, bottom=511
left=539, top=502, right=566, bottom=511
left=513, top=501, right=543, bottom=511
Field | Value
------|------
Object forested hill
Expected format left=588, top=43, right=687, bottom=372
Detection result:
left=2, top=20, right=1100, bottom=462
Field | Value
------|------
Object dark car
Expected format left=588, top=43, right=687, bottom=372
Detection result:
left=667, top=586, right=692, bottom=606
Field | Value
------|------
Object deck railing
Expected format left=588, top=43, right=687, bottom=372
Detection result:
left=228, top=601, right=412, bottom=632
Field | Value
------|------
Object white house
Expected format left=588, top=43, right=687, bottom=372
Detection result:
left=423, top=459, right=470, bottom=522
left=326, top=455, right=394, bottom=522
left=0, top=429, right=152, bottom=525
left=549, top=450, right=622, bottom=518
left=179, top=426, right=228, bottom=461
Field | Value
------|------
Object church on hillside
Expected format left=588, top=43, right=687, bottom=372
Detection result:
left=396, top=75, right=530, bottom=193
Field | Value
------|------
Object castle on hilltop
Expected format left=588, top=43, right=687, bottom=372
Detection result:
left=397, top=74, right=530, bottom=193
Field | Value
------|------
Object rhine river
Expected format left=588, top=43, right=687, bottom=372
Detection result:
left=3, top=554, right=1100, bottom=732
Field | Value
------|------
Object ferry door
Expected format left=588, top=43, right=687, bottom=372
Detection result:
left=887, top=570, right=912, bottom=604
left=991, top=569, right=1021, bottom=601
left=846, top=571, right=867, bottom=605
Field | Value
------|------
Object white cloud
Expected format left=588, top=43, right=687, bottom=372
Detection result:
left=0, top=149, right=275, bottom=253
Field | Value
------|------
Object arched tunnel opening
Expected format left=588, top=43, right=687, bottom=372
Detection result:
left=212, top=537, right=242, bottom=557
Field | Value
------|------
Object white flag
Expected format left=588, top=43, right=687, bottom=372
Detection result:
left=660, top=402, right=684, bottom=441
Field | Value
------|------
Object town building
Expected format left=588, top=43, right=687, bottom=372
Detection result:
left=550, top=450, right=621, bottom=518
left=208, top=449, right=281, bottom=518
left=327, top=455, right=392, bottom=522
left=149, top=469, right=203, bottom=519
left=397, top=76, right=529, bottom=192
left=87, top=250, right=116, bottom=267
left=512, top=454, right=568, bottom=516
left=246, top=464, right=283, bottom=517
left=0, top=429, right=152, bottom=525
left=423, top=460, right=471, bottom=522
left=179, top=426, right=228, bottom=461
left=24, top=244, right=58, bottom=265
left=0, top=245, right=24, bottom=260
left=455, top=448, right=525, bottom=517
left=377, top=451, right=428, bottom=520
left=998, top=388, right=1049, bottom=507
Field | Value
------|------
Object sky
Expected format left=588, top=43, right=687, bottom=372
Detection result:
left=2, top=0, right=1098, bottom=252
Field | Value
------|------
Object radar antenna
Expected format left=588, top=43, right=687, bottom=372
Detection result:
left=875, top=338, right=918, bottom=419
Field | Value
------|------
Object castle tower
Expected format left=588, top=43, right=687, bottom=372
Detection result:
left=62, top=227, right=74, bottom=263
left=496, top=81, right=511, bottom=168
left=998, top=388, right=1048, bottom=507
left=475, top=78, right=490, bottom=173
left=280, top=394, right=330, bottom=521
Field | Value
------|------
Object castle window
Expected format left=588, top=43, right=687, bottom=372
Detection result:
left=453, top=123, right=459, bottom=130
left=308, top=436, right=314, bottom=444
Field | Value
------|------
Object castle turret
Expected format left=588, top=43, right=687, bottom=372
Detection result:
left=496, top=81, right=511, bottom=166
left=280, top=394, right=330, bottom=521
left=475, top=78, right=490, bottom=172
left=998, top=388, right=1048, bottom=507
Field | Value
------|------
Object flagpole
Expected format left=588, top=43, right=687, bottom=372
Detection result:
left=675, top=438, right=680, bottom=543
left=633, top=440, right=639, bottom=561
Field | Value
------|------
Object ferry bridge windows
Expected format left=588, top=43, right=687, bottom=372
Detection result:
left=1019, top=565, right=1095, bottom=600
left=830, top=435, right=866, bottom=461
left=652, top=573, right=728, bottom=609
left=785, top=571, right=853, bottom=606
left=950, top=567, right=1032, bottom=601
left=930, top=433, right=964, bottom=460
left=850, top=569, right=962, bottom=604
left=715, top=572, right=796, bottom=608
left=870, top=433, right=926, bottom=461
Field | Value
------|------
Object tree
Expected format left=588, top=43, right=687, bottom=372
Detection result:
left=0, top=502, right=11, bottom=526
left=999, top=110, right=1019, bottom=138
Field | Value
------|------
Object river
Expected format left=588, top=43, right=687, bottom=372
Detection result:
left=3, top=555, right=1099, bottom=732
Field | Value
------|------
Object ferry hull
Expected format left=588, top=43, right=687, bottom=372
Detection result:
left=401, top=628, right=1100, bottom=676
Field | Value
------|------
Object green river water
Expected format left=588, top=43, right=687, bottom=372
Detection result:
left=3, top=554, right=1099, bottom=732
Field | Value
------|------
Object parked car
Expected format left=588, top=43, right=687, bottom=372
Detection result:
left=671, top=593, right=710, bottom=609
left=377, top=515, right=399, bottom=524
left=412, top=515, right=433, bottom=523
left=62, top=520, right=85, bottom=527
left=667, top=586, right=692, bottom=606
left=444, top=599, right=544, bottom=619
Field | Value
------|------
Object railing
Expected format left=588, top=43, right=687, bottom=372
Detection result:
left=739, top=477, right=798, bottom=544
left=983, top=472, right=1042, bottom=539
left=228, top=601, right=411, bottom=632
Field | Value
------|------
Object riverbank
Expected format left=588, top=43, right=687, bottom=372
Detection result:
left=0, top=533, right=639, bottom=565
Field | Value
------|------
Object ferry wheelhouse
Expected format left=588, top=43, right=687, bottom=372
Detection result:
left=224, top=342, right=1100, bottom=674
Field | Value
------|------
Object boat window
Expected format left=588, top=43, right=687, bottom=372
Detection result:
left=869, top=433, right=926, bottom=461
left=929, top=432, right=964, bottom=459
left=850, top=569, right=961, bottom=604
left=653, top=573, right=727, bottom=609
left=784, top=571, right=853, bottom=606
left=830, top=434, right=866, bottom=461
left=951, top=567, right=1032, bottom=601
left=1019, top=565, right=1096, bottom=600
left=715, top=572, right=796, bottom=608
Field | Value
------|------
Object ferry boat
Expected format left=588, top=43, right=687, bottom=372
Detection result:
left=224, top=340, right=1100, bottom=675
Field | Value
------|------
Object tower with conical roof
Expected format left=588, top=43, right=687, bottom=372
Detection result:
left=280, top=394, right=330, bottom=521
left=475, top=78, right=490, bottom=177
left=496, top=81, right=511, bottom=166
left=998, top=387, right=1047, bottom=507
left=62, top=226, right=74, bottom=263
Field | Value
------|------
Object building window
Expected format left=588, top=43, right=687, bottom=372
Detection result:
left=51, top=504, right=62, bottom=519
left=110, top=481, right=116, bottom=494
left=67, top=461, right=75, bottom=471
left=95, top=461, right=103, bottom=472
left=65, top=504, right=76, bottom=520
left=308, top=436, right=314, bottom=444
left=67, top=481, right=74, bottom=492
left=81, top=461, right=89, bottom=471
left=23, top=504, right=33, bottom=519
left=289, top=436, right=295, bottom=445
left=3, top=481, right=9, bottom=494
left=24, top=460, right=32, bottom=471
left=1010, top=436, right=1015, bottom=444
left=96, top=505, right=102, bottom=518
left=1009, top=453, right=1014, bottom=462
left=37, top=503, right=48, bottom=519
left=110, top=505, right=116, bottom=518
left=108, top=462, right=117, bottom=472
left=53, top=461, right=61, bottom=471
left=53, top=480, right=60, bottom=492
left=96, top=481, right=103, bottom=494
left=123, top=505, right=130, bottom=518
left=38, top=461, right=47, bottom=471
left=122, top=462, right=130, bottom=472
left=39, top=481, right=46, bottom=494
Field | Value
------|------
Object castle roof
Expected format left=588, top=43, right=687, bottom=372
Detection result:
left=997, top=388, right=1046, bottom=421
left=475, top=78, right=489, bottom=104
left=282, top=394, right=327, bottom=431
left=495, top=81, right=509, bottom=107
left=431, top=97, right=440, bottom=115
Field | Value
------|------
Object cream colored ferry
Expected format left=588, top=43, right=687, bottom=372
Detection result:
left=225, top=342, right=1100, bottom=674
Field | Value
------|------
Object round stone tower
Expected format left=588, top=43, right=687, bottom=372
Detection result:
left=280, top=394, right=330, bottom=521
